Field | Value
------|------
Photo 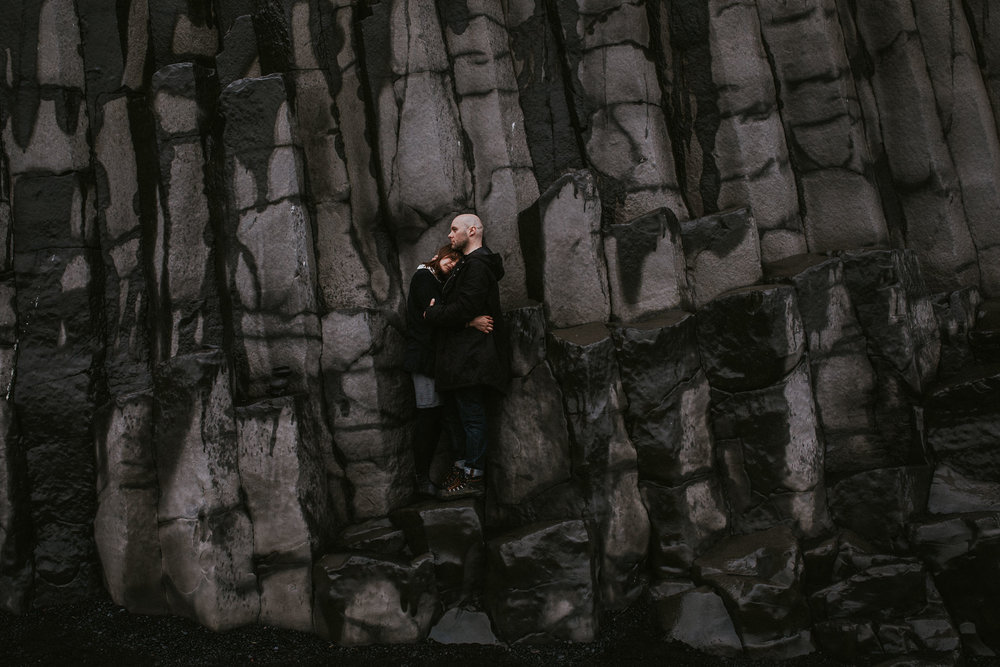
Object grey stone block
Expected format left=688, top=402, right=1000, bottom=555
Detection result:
left=680, top=208, right=763, bottom=309
left=148, top=0, right=218, bottom=70
left=697, top=284, right=805, bottom=392
left=504, top=302, right=546, bottom=378
left=695, top=526, right=814, bottom=658
left=154, top=351, right=240, bottom=522
left=707, top=0, right=806, bottom=262
left=604, top=208, right=691, bottom=322
left=428, top=607, right=499, bottom=645
left=493, top=363, right=572, bottom=506
left=650, top=581, right=742, bottom=658
left=486, top=519, right=595, bottom=642
left=712, top=362, right=828, bottom=536
left=756, top=0, right=888, bottom=253
left=925, top=365, right=1000, bottom=484
left=547, top=323, right=648, bottom=608
left=392, top=499, right=485, bottom=608
left=539, top=170, right=610, bottom=327
left=852, top=0, right=979, bottom=292
left=827, top=465, right=932, bottom=551
left=236, top=396, right=341, bottom=559
left=840, top=249, right=941, bottom=394
left=151, top=64, right=224, bottom=363
left=337, top=518, right=408, bottom=556
left=94, top=393, right=166, bottom=615
left=442, top=2, right=533, bottom=305
left=809, top=559, right=959, bottom=661
left=159, top=510, right=259, bottom=632
left=322, top=310, right=413, bottom=519
left=313, top=551, right=438, bottom=644
left=611, top=310, right=701, bottom=418
left=629, top=371, right=714, bottom=487
left=361, top=3, right=472, bottom=242
left=554, top=0, right=687, bottom=225
left=915, top=0, right=1000, bottom=296
left=641, top=476, right=729, bottom=576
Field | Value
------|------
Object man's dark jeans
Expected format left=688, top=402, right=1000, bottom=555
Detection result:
left=443, top=386, right=488, bottom=472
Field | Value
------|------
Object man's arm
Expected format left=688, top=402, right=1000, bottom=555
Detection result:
left=425, top=261, right=490, bottom=327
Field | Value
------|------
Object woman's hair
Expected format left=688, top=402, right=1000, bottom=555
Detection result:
left=425, top=244, right=461, bottom=275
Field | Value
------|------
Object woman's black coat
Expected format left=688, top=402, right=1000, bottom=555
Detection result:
left=404, top=266, right=443, bottom=376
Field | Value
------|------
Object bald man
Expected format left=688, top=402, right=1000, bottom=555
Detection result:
left=424, top=213, right=509, bottom=498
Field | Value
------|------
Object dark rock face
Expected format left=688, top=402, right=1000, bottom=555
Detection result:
left=485, top=519, right=595, bottom=643
left=1, top=1, right=1000, bottom=663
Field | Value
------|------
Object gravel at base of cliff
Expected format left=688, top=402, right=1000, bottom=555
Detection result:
left=0, top=596, right=966, bottom=666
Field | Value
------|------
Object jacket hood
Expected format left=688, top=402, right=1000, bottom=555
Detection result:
left=466, top=246, right=505, bottom=281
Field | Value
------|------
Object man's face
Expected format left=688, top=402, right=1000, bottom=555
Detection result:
left=449, top=221, right=469, bottom=252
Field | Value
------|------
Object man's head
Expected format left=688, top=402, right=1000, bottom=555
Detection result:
left=449, top=213, right=484, bottom=254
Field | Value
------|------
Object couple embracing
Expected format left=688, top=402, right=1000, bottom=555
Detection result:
left=403, top=213, right=509, bottom=499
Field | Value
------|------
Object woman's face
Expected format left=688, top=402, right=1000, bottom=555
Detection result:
left=439, top=255, right=458, bottom=275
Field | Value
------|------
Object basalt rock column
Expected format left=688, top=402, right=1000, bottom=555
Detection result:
left=2, top=0, right=103, bottom=606
left=665, top=0, right=805, bottom=262
left=485, top=519, right=596, bottom=642
left=440, top=0, right=534, bottom=306
left=154, top=351, right=258, bottom=631
left=850, top=0, right=978, bottom=291
left=765, top=255, right=881, bottom=476
left=219, top=74, right=322, bottom=401
left=697, top=285, right=829, bottom=536
left=236, top=396, right=342, bottom=632
left=911, top=515, right=1000, bottom=655
left=490, top=304, right=573, bottom=515
left=539, top=170, right=611, bottom=328
left=837, top=250, right=940, bottom=464
left=94, top=393, right=165, bottom=615
left=0, top=152, right=26, bottom=612
left=808, top=547, right=959, bottom=660
left=548, top=324, right=649, bottom=609
left=604, top=208, right=691, bottom=322
left=321, top=309, right=411, bottom=520
left=914, top=1, right=1000, bottom=296
left=150, top=63, right=224, bottom=362
left=924, top=367, right=1000, bottom=515
left=361, top=0, right=473, bottom=275
left=78, top=0, right=155, bottom=395
left=695, top=526, right=814, bottom=658
left=964, top=0, right=1000, bottom=140
left=285, top=0, right=394, bottom=310
left=313, top=551, right=438, bottom=644
left=756, top=0, right=888, bottom=253
left=679, top=208, right=762, bottom=309
left=555, top=0, right=688, bottom=226
left=611, top=312, right=728, bottom=578
left=502, top=0, right=584, bottom=193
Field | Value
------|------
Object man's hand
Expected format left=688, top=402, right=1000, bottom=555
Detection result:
left=469, top=315, right=493, bottom=333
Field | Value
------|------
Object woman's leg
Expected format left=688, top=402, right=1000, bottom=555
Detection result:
left=411, top=373, right=443, bottom=484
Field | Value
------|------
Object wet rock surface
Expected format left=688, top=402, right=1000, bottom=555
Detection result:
left=2, top=1, right=1000, bottom=663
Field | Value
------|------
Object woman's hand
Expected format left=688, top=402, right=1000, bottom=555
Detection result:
left=469, top=315, right=494, bottom=333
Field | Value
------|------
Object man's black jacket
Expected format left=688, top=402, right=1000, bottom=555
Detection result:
left=425, top=246, right=509, bottom=393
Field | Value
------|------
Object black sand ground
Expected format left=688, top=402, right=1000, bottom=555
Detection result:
left=0, top=596, right=975, bottom=666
